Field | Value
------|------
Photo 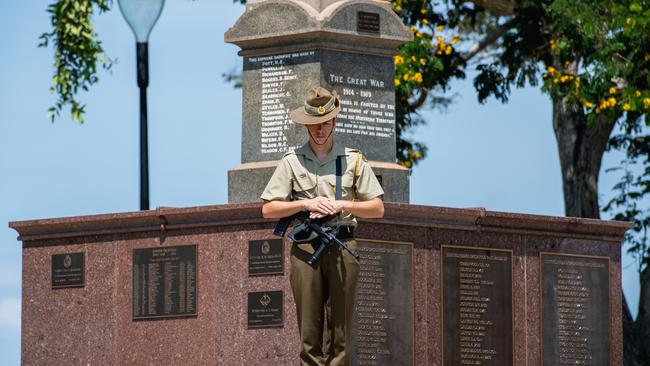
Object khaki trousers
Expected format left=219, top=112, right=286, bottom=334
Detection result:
left=290, top=239, right=359, bottom=366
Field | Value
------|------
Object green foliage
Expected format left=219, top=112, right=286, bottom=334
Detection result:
left=605, top=129, right=650, bottom=272
left=39, top=0, right=114, bottom=123
left=544, top=0, right=650, bottom=269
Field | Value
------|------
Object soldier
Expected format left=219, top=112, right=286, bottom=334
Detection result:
left=261, top=86, right=385, bottom=366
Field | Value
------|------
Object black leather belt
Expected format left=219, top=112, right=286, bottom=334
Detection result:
left=336, top=226, right=355, bottom=240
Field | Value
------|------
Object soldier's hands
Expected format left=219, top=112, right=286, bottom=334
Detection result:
left=305, top=197, right=336, bottom=218
left=331, top=200, right=349, bottom=214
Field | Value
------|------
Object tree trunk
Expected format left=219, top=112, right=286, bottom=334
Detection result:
left=623, top=291, right=642, bottom=366
left=552, top=97, right=615, bottom=219
left=638, top=265, right=650, bottom=362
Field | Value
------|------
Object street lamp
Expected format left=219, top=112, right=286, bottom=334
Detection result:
left=118, top=0, right=165, bottom=211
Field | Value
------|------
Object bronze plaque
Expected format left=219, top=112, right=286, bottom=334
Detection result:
left=357, top=11, right=380, bottom=33
left=52, top=252, right=84, bottom=289
left=132, top=245, right=197, bottom=319
left=442, top=246, right=513, bottom=366
left=248, top=291, right=283, bottom=328
left=248, top=239, right=284, bottom=276
left=541, top=253, right=610, bottom=366
left=350, top=240, right=413, bottom=366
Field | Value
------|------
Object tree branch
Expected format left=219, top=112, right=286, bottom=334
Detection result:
left=460, top=19, right=515, bottom=63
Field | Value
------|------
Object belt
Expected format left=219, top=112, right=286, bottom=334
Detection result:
left=336, top=226, right=355, bottom=240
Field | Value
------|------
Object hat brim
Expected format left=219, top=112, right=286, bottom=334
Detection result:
left=289, top=105, right=341, bottom=125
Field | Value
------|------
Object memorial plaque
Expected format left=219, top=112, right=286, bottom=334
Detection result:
left=51, top=252, right=84, bottom=289
left=541, top=253, right=610, bottom=366
left=248, top=291, right=283, bottom=329
left=132, top=245, right=197, bottom=319
left=442, top=245, right=513, bottom=366
left=350, top=240, right=413, bottom=366
left=243, top=50, right=319, bottom=162
left=357, top=11, right=380, bottom=33
left=322, top=49, right=396, bottom=162
left=242, top=49, right=396, bottom=163
left=248, top=239, right=284, bottom=276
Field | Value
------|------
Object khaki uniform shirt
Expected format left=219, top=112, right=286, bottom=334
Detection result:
left=261, top=142, right=384, bottom=227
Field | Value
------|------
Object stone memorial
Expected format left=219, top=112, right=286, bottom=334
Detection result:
left=9, top=0, right=631, bottom=365
left=225, top=0, right=411, bottom=204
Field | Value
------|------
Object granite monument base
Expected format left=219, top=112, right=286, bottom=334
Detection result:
left=10, top=203, right=629, bottom=365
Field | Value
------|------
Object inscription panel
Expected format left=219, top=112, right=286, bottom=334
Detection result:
left=242, top=49, right=396, bottom=163
left=442, top=246, right=513, bottom=366
left=350, top=240, right=413, bottom=366
left=248, top=239, right=283, bottom=276
left=132, top=245, right=197, bottom=319
left=541, top=253, right=610, bottom=366
left=357, top=11, right=380, bottom=33
left=52, top=252, right=84, bottom=289
left=322, top=49, right=395, bottom=162
left=243, top=50, right=319, bottom=162
left=248, top=291, right=283, bottom=329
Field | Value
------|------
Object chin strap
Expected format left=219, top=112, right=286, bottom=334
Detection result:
left=307, top=127, right=334, bottom=146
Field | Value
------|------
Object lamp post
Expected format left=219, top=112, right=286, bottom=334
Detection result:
left=118, top=0, right=165, bottom=211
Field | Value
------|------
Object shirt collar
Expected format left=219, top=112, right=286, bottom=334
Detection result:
left=295, top=142, right=345, bottom=164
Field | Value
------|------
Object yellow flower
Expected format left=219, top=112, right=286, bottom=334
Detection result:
left=435, top=35, right=444, bottom=44
left=550, top=39, right=557, bottom=51
left=422, top=19, right=429, bottom=25
left=626, top=17, right=633, bottom=25
left=411, top=56, right=417, bottom=62
left=560, top=75, right=570, bottom=83
left=416, top=32, right=422, bottom=38
left=420, top=8, right=427, bottom=14
left=645, top=54, right=650, bottom=61
left=395, top=5, right=401, bottom=10
left=584, top=101, right=593, bottom=108
left=623, top=103, right=631, bottom=111
left=412, top=72, right=423, bottom=83
left=608, top=97, right=617, bottom=107
left=403, top=74, right=409, bottom=81
left=420, top=58, right=426, bottom=65
left=436, top=25, right=444, bottom=31
left=445, top=45, right=452, bottom=55
left=451, top=36, right=460, bottom=44
left=394, top=55, right=404, bottom=65
left=547, top=66, right=556, bottom=74
left=394, top=79, right=400, bottom=87
left=411, top=26, right=417, bottom=32
left=644, top=98, right=650, bottom=108
left=635, top=90, right=641, bottom=97
left=609, top=87, right=617, bottom=94
left=553, top=78, right=559, bottom=84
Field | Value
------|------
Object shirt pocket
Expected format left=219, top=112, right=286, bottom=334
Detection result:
left=327, top=173, right=355, bottom=200
left=292, top=173, right=317, bottom=199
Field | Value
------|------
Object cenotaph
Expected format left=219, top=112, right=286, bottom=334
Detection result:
left=225, top=0, right=411, bottom=203
left=10, top=1, right=631, bottom=365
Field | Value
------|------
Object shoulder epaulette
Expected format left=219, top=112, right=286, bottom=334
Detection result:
left=282, top=149, right=297, bottom=158
left=344, top=147, right=361, bottom=155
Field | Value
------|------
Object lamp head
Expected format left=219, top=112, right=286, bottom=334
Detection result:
left=118, top=0, right=165, bottom=43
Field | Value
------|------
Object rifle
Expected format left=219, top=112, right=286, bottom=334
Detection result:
left=274, top=210, right=360, bottom=265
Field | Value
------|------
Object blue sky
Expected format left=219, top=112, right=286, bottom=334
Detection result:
left=0, top=1, right=640, bottom=364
